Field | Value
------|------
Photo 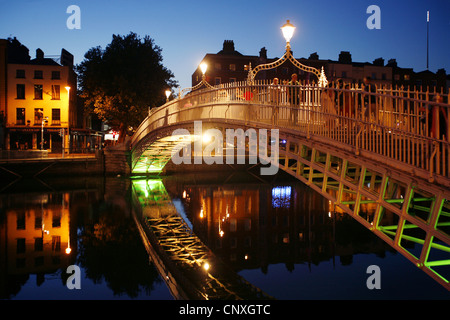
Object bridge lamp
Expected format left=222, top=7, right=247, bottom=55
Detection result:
left=202, top=132, right=212, bottom=143
left=200, top=62, right=208, bottom=75
left=165, top=89, right=171, bottom=102
left=281, top=20, right=296, bottom=47
left=203, top=262, right=210, bottom=271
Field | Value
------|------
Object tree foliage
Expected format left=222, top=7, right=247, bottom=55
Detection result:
left=76, top=32, right=177, bottom=141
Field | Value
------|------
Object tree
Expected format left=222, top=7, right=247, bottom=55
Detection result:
left=77, top=32, right=177, bottom=142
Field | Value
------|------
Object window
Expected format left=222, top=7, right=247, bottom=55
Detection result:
left=34, top=85, right=43, bottom=99
left=229, top=78, right=236, bottom=83
left=341, top=71, right=347, bottom=78
left=16, top=238, right=26, bottom=254
left=34, top=70, right=43, bottom=79
left=16, top=69, right=25, bottom=78
left=35, top=213, right=42, bottom=229
left=51, top=85, right=60, bottom=100
left=52, top=212, right=61, bottom=228
left=16, top=211, right=25, bottom=230
left=371, top=73, right=377, bottom=80
left=229, top=64, right=236, bottom=71
left=52, top=236, right=61, bottom=252
left=16, top=84, right=25, bottom=99
left=215, top=77, right=221, bottom=85
left=51, top=71, right=60, bottom=79
left=214, top=63, right=221, bottom=70
left=16, top=108, right=25, bottom=125
left=382, top=73, right=386, bottom=80
left=34, top=238, right=43, bottom=251
left=34, top=108, right=43, bottom=125
left=52, top=108, right=61, bottom=125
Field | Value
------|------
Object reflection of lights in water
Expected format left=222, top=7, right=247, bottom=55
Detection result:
left=272, top=186, right=291, bottom=208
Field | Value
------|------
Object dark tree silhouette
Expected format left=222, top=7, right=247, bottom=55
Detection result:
left=77, top=32, right=177, bottom=142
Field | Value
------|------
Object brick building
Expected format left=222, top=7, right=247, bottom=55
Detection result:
left=192, top=40, right=447, bottom=92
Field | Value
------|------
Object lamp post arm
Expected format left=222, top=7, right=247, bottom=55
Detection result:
left=247, top=49, right=326, bottom=85
left=179, top=75, right=213, bottom=98
left=286, top=51, right=321, bottom=79
left=248, top=51, right=289, bottom=84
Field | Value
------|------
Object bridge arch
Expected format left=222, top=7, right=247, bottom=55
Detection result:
left=130, top=80, right=450, bottom=290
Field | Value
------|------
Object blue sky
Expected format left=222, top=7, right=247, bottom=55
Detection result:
left=1, top=0, right=449, bottom=90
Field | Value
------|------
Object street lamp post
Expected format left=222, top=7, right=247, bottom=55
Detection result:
left=247, top=20, right=328, bottom=87
left=179, top=62, right=213, bottom=98
left=41, top=116, right=48, bottom=151
left=165, top=89, right=171, bottom=102
left=64, top=86, right=71, bottom=157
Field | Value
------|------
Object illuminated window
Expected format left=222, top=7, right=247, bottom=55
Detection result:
left=34, top=85, right=43, bottom=100
left=272, top=186, right=292, bottom=208
left=34, top=108, right=43, bottom=124
left=16, top=108, right=25, bottom=125
left=52, top=236, right=61, bottom=252
left=229, top=64, right=236, bottom=71
left=52, top=108, right=61, bottom=125
left=51, top=85, right=60, bottom=100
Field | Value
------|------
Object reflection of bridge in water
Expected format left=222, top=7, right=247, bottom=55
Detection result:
left=130, top=80, right=450, bottom=291
left=131, top=177, right=274, bottom=300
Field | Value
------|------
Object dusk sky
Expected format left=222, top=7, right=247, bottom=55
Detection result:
left=1, top=0, right=449, bottom=90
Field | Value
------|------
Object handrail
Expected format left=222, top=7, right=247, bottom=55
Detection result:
left=131, top=80, right=450, bottom=181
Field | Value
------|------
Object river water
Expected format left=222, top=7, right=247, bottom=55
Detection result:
left=1, top=170, right=449, bottom=300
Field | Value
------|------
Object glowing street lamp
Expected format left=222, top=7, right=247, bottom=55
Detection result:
left=200, top=62, right=208, bottom=75
left=179, top=62, right=213, bottom=97
left=247, top=19, right=328, bottom=87
left=281, top=19, right=296, bottom=48
left=165, top=89, right=171, bottom=102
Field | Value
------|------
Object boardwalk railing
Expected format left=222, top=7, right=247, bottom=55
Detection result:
left=131, top=80, right=450, bottom=184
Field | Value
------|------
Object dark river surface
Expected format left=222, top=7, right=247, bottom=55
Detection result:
left=1, top=170, right=449, bottom=300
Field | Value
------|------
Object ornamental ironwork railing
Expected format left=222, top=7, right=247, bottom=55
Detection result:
left=131, top=80, right=450, bottom=184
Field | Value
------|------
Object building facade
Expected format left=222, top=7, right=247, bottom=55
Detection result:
left=0, top=38, right=78, bottom=152
left=192, top=40, right=447, bottom=93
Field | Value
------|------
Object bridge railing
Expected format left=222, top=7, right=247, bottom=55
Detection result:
left=131, top=80, right=450, bottom=182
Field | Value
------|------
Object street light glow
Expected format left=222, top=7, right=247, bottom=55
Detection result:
left=200, top=62, right=208, bottom=75
left=281, top=20, right=296, bottom=43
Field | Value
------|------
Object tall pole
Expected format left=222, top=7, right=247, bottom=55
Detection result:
left=427, top=10, right=429, bottom=70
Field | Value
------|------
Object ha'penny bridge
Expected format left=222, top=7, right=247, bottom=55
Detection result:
left=127, top=21, right=450, bottom=298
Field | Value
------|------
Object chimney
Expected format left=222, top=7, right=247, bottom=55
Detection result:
left=387, top=59, right=397, bottom=68
left=373, top=57, right=384, bottom=66
left=309, top=52, right=319, bottom=60
left=338, top=51, right=352, bottom=63
left=36, top=48, right=44, bottom=60
left=259, top=47, right=267, bottom=59
left=222, top=40, right=235, bottom=53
